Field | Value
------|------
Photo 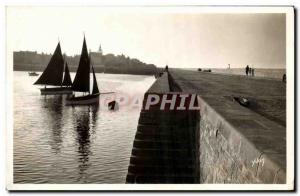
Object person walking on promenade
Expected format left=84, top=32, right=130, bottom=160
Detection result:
left=251, top=67, right=255, bottom=77
left=245, top=65, right=249, bottom=76
left=282, top=74, right=286, bottom=83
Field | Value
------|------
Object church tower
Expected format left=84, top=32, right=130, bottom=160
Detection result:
left=98, top=44, right=103, bottom=55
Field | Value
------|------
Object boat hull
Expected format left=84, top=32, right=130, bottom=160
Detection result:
left=66, top=93, right=100, bottom=105
left=40, top=87, right=73, bottom=95
left=28, top=72, right=39, bottom=76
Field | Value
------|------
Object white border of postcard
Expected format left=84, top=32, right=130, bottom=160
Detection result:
left=6, top=5, right=294, bottom=191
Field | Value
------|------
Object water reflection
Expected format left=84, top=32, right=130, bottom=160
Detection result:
left=40, top=95, right=64, bottom=154
left=73, top=105, right=99, bottom=182
left=14, top=72, right=155, bottom=183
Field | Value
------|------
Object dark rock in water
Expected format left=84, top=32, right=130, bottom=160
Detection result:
left=234, top=96, right=250, bottom=107
left=198, top=68, right=202, bottom=71
left=108, top=100, right=119, bottom=110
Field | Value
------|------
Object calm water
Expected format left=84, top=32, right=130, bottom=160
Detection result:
left=185, top=68, right=286, bottom=79
left=211, top=68, right=286, bottom=79
left=13, top=71, right=155, bottom=183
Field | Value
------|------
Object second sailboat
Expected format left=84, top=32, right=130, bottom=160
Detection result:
left=66, top=36, right=100, bottom=105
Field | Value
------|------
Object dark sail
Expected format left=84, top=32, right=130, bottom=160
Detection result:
left=62, top=62, right=72, bottom=86
left=92, top=66, right=99, bottom=94
left=34, top=42, right=64, bottom=86
left=72, top=37, right=90, bottom=92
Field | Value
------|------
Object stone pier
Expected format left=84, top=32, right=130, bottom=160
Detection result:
left=126, top=69, right=286, bottom=184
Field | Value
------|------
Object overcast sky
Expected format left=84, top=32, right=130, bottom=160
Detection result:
left=7, top=7, right=286, bottom=68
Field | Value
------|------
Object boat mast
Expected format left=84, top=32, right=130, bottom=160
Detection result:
left=62, top=54, right=65, bottom=87
left=89, top=54, right=91, bottom=95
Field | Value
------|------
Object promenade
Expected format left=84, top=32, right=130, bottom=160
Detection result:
left=169, top=69, right=286, bottom=127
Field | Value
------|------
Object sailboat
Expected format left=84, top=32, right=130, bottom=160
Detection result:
left=34, top=42, right=73, bottom=95
left=66, top=37, right=100, bottom=105
left=28, top=72, right=39, bottom=76
left=28, top=64, right=39, bottom=76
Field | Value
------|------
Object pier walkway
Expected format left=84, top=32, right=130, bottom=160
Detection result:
left=127, top=69, right=286, bottom=184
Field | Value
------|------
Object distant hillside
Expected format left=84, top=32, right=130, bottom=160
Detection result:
left=13, top=51, right=158, bottom=75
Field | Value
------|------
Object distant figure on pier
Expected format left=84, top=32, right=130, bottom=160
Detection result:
left=282, top=74, right=286, bottom=83
left=245, top=65, right=250, bottom=76
left=251, top=67, right=255, bottom=76
left=165, top=65, right=169, bottom=72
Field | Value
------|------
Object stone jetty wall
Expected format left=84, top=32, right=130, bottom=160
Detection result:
left=126, top=70, right=286, bottom=184
left=126, top=72, right=200, bottom=183
left=169, top=69, right=286, bottom=184
left=198, top=96, right=285, bottom=183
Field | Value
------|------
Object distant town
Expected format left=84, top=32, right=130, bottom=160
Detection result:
left=13, top=45, right=157, bottom=75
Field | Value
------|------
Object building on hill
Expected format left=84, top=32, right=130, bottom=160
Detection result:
left=13, top=48, right=157, bottom=75
left=90, top=51, right=103, bottom=66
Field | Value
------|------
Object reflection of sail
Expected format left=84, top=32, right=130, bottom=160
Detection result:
left=90, top=104, right=99, bottom=132
left=73, top=105, right=99, bottom=182
left=40, top=96, right=63, bottom=153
